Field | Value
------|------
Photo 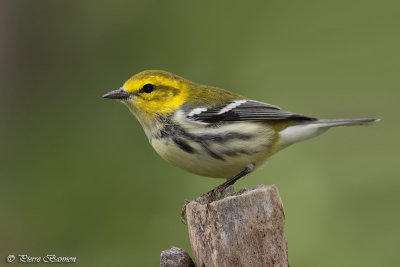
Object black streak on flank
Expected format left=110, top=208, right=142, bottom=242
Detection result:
left=201, top=132, right=253, bottom=143
left=222, top=149, right=254, bottom=157
left=155, top=114, right=243, bottom=161
left=201, top=145, right=225, bottom=161
left=173, top=138, right=195, bottom=154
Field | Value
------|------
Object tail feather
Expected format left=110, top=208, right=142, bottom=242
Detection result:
left=309, top=118, right=380, bottom=127
left=279, top=118, right=380, bottom=148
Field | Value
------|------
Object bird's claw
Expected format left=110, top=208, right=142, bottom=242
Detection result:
left=180, top=186, right=235, bottom=224
left=180, top=199, right=191, bottom=225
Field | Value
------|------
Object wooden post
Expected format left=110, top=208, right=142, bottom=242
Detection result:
left=186, top=185, right=288, bottom=267
left=160, top=185, right=288, bottom=267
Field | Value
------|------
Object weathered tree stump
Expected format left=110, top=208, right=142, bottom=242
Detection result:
left=160, top=185, right=288, bottom=267
left=186, top=185, right=288, bottom=267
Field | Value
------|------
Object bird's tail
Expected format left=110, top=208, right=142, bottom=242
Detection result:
left=279, top=118, right=380, bottom=148
left=308, top=118, right=380, bottom=127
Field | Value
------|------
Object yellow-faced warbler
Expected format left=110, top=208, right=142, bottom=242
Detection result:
left=103, top=70, right=379, bottom=198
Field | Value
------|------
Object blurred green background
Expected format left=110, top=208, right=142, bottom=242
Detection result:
left=1, top=0, right=399, bottom=266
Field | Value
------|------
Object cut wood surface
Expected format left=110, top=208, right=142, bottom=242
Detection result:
left=186, top=185, right=288, bottom=267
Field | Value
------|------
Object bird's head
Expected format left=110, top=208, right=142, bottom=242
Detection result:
left=103, top=70, right=192, bottom=122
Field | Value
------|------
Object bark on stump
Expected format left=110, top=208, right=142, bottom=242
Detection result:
left=186, top=185, right=288, bottom=267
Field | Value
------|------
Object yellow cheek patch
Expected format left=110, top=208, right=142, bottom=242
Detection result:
left=123, top=73, right=189, bottom=115
left=134, top=87, right=188, bottom=114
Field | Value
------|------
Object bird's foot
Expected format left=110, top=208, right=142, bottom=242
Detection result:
left=180, top=199, right=191, bottom=225
left=180, top=165, right=253, bottom=225
left=179, top=187, right=235, bottom=225
left=201, top=185, right=235, bottom=204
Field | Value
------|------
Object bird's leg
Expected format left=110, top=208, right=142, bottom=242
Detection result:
left=180, top=163, right=255, bottom=225
left=206, top=163, right=255, bottom=201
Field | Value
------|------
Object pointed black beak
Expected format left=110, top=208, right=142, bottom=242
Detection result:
left=103, top=89, right=131, bottom=99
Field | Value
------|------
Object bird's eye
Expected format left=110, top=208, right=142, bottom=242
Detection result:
left=141, top=83, right=155, bottom=94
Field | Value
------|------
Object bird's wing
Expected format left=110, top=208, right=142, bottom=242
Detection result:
left=184, top=99, right=316, bottom=124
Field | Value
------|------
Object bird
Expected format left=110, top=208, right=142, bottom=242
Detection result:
left=103, top=70, right=379, bottom=200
